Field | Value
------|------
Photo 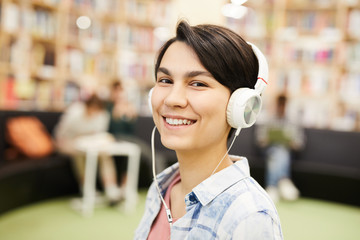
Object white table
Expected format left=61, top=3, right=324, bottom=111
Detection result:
left=74, top=138, right=141, bottom=216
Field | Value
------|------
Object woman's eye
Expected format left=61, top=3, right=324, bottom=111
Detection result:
left=191, top=81, right=208, bottom=87
left=157, top=78, right=172, bottom=84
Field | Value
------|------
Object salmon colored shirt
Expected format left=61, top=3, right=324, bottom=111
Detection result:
left=148, top=174, right=181, bottom=240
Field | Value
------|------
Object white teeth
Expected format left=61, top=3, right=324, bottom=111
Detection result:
left=166, top=118, right=193, bottom=126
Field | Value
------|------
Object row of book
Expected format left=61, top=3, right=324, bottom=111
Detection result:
left=339, top=73, right=360, bottom=103
left=34, top=0, right=61, bottom=6
left=70, top=0, right=121, bottom=14
left=275, top=68, right=333, bottom=95
left=288, top=0, right=338, bottom=7
left=225, top=7, right=274, bottom=39
left=344, top=42, right=360, bottom=70
left=277, top=42, right=337, bottom=65
left=347, top=9, right=360, bottom=39
left=119, top=24, right=166, bottom=52
left=67, top=48, right=116, bottom=76
left=275, top=68, right=360, bottom=105
left=118, top=50, right=154, bottom=83
left=0, top=76, right=54, bottom=110
left=1, top=3, right=57, bottom=39
left=285, top=11, right=337, bottom=34
left=0, top=75, right=88, bottom=110
left=68, top=14, right=120, bottom=48
left=124, top=0, right=173, bottom=26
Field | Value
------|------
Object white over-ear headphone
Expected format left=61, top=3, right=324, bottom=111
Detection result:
left=148, top=42, right=268, bottom=132
left=226, top=42, right=268, bottom=130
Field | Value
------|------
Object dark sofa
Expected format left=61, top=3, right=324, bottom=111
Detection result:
left=1, top=112, right=359, bottom=215
left=0, top=110, right=155, bottom=215
left=231, top=127, right=360, bottom=207
left=0, top=110, right=79, bottom=215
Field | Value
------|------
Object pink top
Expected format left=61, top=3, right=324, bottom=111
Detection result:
left=148, top=174, right=181, bottom=240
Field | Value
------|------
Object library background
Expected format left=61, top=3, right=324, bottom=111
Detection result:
left=0, top=1, right=359, bottom=239
left=0, top=0, right=359, bottom=131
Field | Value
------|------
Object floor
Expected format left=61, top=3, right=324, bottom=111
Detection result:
left=0, top=191, right=359, bottom=240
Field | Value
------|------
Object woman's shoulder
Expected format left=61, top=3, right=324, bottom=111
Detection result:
left=65, top=102, right=86, bottom=115
left=196, top=177, right=282, bottom=239
left=216, top=176, right=279, bottom=221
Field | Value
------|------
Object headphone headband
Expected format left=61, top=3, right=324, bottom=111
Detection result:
left=247, top=42, right=269, bottom=94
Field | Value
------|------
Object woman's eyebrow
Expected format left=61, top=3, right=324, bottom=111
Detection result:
left=157, top=67, right=171, bottom=76
left=157, top=67, right=213, bottom=78
left=186, top=70, right=213, bottom=78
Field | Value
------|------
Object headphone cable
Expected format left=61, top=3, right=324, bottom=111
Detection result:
left=211, top=128, right=240, bottom=175
left=151, top=126, right=173, bottom=228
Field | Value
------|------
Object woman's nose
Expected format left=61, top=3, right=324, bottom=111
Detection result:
left=164, top=86, right=187, bottom=108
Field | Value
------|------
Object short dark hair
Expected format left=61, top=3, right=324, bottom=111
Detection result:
left=85, top=94, right=104, bottom=110
left=277, top=94, right=287, bottom=106
left=111, top=79, right=123, bottom=90
left=155, top=20, right=259, bottom=93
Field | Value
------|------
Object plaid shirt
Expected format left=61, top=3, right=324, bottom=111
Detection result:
left=134, top=156, right=283, bottom=240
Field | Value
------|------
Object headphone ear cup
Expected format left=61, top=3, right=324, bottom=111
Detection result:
left=227, top=88, right=262, bottom=129
left=148, top=88, right=154, bottom=113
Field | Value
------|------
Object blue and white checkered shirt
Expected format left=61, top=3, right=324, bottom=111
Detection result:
left=134, top=156, right=283, bottom=239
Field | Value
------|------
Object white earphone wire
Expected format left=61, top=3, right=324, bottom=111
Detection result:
left=211, top=128, right=241, bottom=175
left=151, top=126, right=173, bottom=227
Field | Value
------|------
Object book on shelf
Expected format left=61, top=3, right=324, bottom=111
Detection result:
left=348, top=9, right=360, bottom=39
left=67, top=48, right=116, bottom=77
left=285, top=10, right=337, bottom=35
left=64, top=81, right=80, bottom=105
left=14, top=80, right=36, bottom=100
left=225, top=7, right=272, bottom=39
left=2, top=3, right=20, bottom=33
left=71, top=0, right=120, bottom=14
left=304, top=69, right=330, bottom=95
left=276, top=68, right=331, bottom=95
left=35, top=80, right=52, bottom=109
left=118, top=50, right=154, bottom=83
left=345, top=42, right=360, bottom=70
left=125, top=0, right=172, bottom=25
left=67, top=48, right=84, bottom=74
left=279, top=41, right=337, bottom=64
left=1, top=75, right=17, bottom=109
left=340, top=73, right=360, bottom=103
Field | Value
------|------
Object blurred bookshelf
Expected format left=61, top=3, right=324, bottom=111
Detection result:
left=0, top=0, right=173, bottom=113
left=225, top=0, right=360, bottom=131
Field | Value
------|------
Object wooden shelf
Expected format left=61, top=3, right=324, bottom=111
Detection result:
left=0, top=0, right=173, bottom=111
left=226, top=0, right=360, bottom=131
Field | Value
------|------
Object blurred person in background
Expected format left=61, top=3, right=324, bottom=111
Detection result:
left=105, top=80, right=166, bottom=192
left=331, top=101, right=358, bottom=131
left=256, top=93, right=305, bottom=203
left=106, top=80, right=138, bottom=137
left=54, top=93, right=123, bottom=205
left=104, top=80, right=137, bottom=196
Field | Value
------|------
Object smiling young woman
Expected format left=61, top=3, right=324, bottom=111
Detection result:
left=153, top=41, right=231, bottom=156
left=135, top=20, right=283, bottom=240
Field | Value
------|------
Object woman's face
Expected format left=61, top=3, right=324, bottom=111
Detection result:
left=151, top=41, right=231, bottom=152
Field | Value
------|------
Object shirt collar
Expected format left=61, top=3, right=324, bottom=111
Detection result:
left=190, top=156, right=250, bottom=207
left=156, top=156, right=250, bottom=207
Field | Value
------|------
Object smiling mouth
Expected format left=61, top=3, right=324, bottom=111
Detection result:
left=164, top=117, right=196, bottom=126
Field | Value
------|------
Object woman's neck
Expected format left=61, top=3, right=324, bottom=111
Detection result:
left=175, top=146, right=233, bottom=195
left=169, top=143, right=233, bottom=219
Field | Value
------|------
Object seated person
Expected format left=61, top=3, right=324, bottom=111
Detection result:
left=256, top=94, right=305, bottom=202
left=54, top=93, right=123, bottom=204
left=106, top=80, right=166, bottom=187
